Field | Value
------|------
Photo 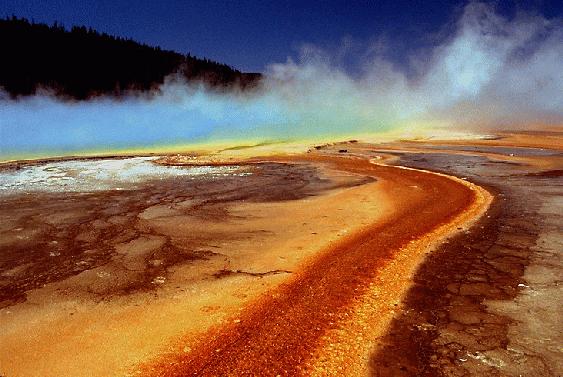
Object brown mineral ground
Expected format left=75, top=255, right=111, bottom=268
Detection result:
left=368, top=131, right=563, bottom=377
left=137, top=151, right=489, bottom=377
left=1, top=130, right=561, bottom=377
left=0, top=160, right=375, bottom=376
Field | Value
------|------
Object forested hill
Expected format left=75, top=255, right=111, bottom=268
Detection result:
left=0, top=17, right=261, bottom=99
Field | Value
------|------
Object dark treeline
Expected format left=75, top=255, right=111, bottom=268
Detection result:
left=0, top=17, right=261, bottom=99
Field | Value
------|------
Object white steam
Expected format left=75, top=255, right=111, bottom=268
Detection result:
left=265, top=2, right=562, bottom=128
left=1, top=2, right=561, bottom=159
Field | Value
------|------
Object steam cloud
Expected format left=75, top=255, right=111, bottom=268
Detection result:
left=1, top=2, right=562, bottom=159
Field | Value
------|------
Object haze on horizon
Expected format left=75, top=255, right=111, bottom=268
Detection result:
left=0, top=1, right=562, bottom=159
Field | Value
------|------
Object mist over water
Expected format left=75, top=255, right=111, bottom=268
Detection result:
left=1, top=2, right=561, bottom=159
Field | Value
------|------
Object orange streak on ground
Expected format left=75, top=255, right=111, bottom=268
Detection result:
left=140, top=154, right=485, bottom=376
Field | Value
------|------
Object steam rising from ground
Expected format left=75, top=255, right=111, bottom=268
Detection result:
left=1, top=2, right=561, bottom=159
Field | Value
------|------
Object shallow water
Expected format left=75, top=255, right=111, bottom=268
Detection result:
left=0, top=157, right=250, bottom=194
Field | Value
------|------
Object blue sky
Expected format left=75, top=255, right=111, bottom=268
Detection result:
left=2, top=0, right=562, bottom=72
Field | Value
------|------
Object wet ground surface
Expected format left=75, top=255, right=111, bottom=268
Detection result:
left=0, top=157, right=251, bottom=194
left=140, top=151, right=482, bottom=376
left=369, top=149, right=562, bottom=376
left=400, top=144, right=562, bottom=157
left=1, top=142, right=560, bottom=377
left=0, top=159, right=371, bottom=308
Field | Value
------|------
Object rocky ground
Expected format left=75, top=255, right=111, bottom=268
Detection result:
left=0, top=156, right=380, bottom=376
left=0, top=133, right=560, bottom=376
left=368, top=143, right=562, bottom=376
left=0, top=160, right=368, bottom=308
